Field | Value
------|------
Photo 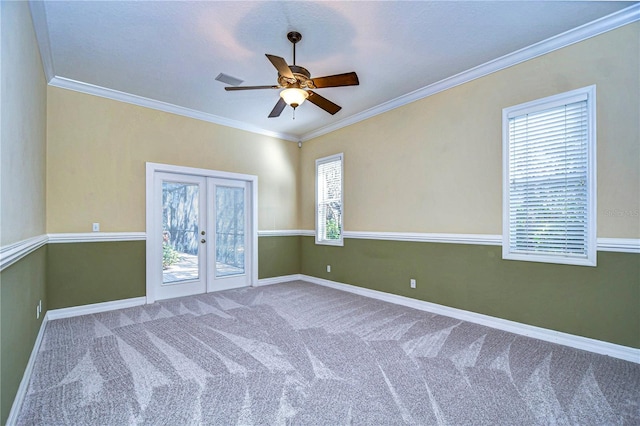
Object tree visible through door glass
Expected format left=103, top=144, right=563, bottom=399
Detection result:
left=162, top=182, right=199, bottom=283
left=216, top=186, right=245, bottom=277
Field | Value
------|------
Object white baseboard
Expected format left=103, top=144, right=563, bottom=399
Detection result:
left=300, top=274, right=640, bottom=364
left=46, top=297, right=147, bottom=320
left=255, top=274, right=303, bottom=287
left=6, top=315, right=49, bottom=425
left=8, top=297, right=148, bottom=421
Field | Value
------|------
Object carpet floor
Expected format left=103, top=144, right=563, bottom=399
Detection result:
left=15, top=281, right=640, bottom=425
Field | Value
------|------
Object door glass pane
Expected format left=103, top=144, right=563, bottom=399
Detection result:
left=216, top=186, right=245, bottom=277
left=162, top=182, right=199, bottom=283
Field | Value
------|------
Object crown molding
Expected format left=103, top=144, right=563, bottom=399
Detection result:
left=28, top=0, right=55, bottom=82
left=48, top=76, right=299, bottom=142
left=31, top=3, right=637, bottom=144
left=300, top=4, right=640, bottom=142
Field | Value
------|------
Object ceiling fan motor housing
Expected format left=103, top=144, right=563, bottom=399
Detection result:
left=278, top=65, right=314, bottom=89
left=225, top=30, right=358, bottom=117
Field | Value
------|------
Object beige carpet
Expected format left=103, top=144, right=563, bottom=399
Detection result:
left=16, top=281, right=640, bottom=425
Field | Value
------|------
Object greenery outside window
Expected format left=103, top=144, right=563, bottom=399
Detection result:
left=502, top=86, right=596, bottom=266
left=316, top=153, right=343, bottom=246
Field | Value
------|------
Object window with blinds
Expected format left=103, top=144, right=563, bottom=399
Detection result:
left=502, top=86, right=596, bottom=266
left=316, top=153, right=343, bottom=246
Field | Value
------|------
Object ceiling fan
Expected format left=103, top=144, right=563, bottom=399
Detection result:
left=225, top=31, right=359, bottom=118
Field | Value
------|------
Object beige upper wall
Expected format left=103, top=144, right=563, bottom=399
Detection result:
left=301, top=23, right=640, bottom=238
left=45, top=23, right=640, bottom=238
left=46, top=88, right=299, bottom=232
left=0, top=2, right=47, bottom=246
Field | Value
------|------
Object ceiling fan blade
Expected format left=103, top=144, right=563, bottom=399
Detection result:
left=225, top=85, right=279, bottom=91
left=265, top=54, right=294, bottom=80
left=268, top=98, right=287, bottom=118
left=311, top=72, right=359, bottom=88
left=307, top=91, right=341, bottom=115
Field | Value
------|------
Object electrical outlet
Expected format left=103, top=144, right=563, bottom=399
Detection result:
left=92, top=223, right=100, bottom=232
left=410, top=279, right=416, bottom=289
left=327, top=265, right=331, bottom=273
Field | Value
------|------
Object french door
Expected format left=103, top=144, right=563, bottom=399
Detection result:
left=158, top=173, right=207, bottom=300
left=147, top=164, right=255, bottom=302
left=207, top=178, right=250, bottom=292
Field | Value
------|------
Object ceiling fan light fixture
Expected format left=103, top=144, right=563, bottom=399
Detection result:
left=226, top=31, right=358, bottom=117
left=280, top=88, right=309, bottom=108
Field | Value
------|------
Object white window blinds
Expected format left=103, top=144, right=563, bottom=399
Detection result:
left=316, top=154, right=343, bottom=245
left=503, top=87, right=596, bottom=266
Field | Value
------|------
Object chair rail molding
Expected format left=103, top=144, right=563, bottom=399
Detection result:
left=47, top=232, right=147, bottom=243
left=267, top=230, right=639, bottom=253
left=0, top=234, right=48, bottom=271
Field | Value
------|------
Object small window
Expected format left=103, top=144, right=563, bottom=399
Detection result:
left=316, top=153, right=343, bottom=246
left=502, top=86, right=596, bottom=266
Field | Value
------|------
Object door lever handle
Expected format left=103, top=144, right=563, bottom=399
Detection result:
left=201, top=239, right=206, bottom=243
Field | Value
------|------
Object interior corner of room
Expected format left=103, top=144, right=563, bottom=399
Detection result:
left=1, top=1, right=639, bottom=424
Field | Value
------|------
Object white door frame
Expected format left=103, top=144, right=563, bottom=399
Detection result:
left=145, top=162, right=258, bottom=304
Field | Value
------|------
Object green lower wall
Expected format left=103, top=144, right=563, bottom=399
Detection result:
left=1, top=236, right=638, bottom=422
left=258, top=236, right=301, bottom=279
left=47, top=241, right=146, bottom=309
left=0, top=247, right=47, bottom=424
left=301, top=237, right=640, bottom=349
left=47, top=236, right=301, bottom=309
left=45, top=237, right=300, bottom=311
left=45, top=237, right=635, bottom=348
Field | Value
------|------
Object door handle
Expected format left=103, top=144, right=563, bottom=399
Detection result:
left=201, top=239, right=206, bottom=243
left=201, top=231, right=206, bottom=235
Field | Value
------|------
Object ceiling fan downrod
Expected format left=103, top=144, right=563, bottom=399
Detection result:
left=287, top=31, right=302, bottom=66
left=224, top=30, right=358, bottom=118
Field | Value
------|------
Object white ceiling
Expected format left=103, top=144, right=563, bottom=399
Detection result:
left=31, top=1, right=638, bottom=141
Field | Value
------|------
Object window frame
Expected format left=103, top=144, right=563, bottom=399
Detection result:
left=315, top=153, right=344, bottom=246
left=502, top=85, right=597, bottom=266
